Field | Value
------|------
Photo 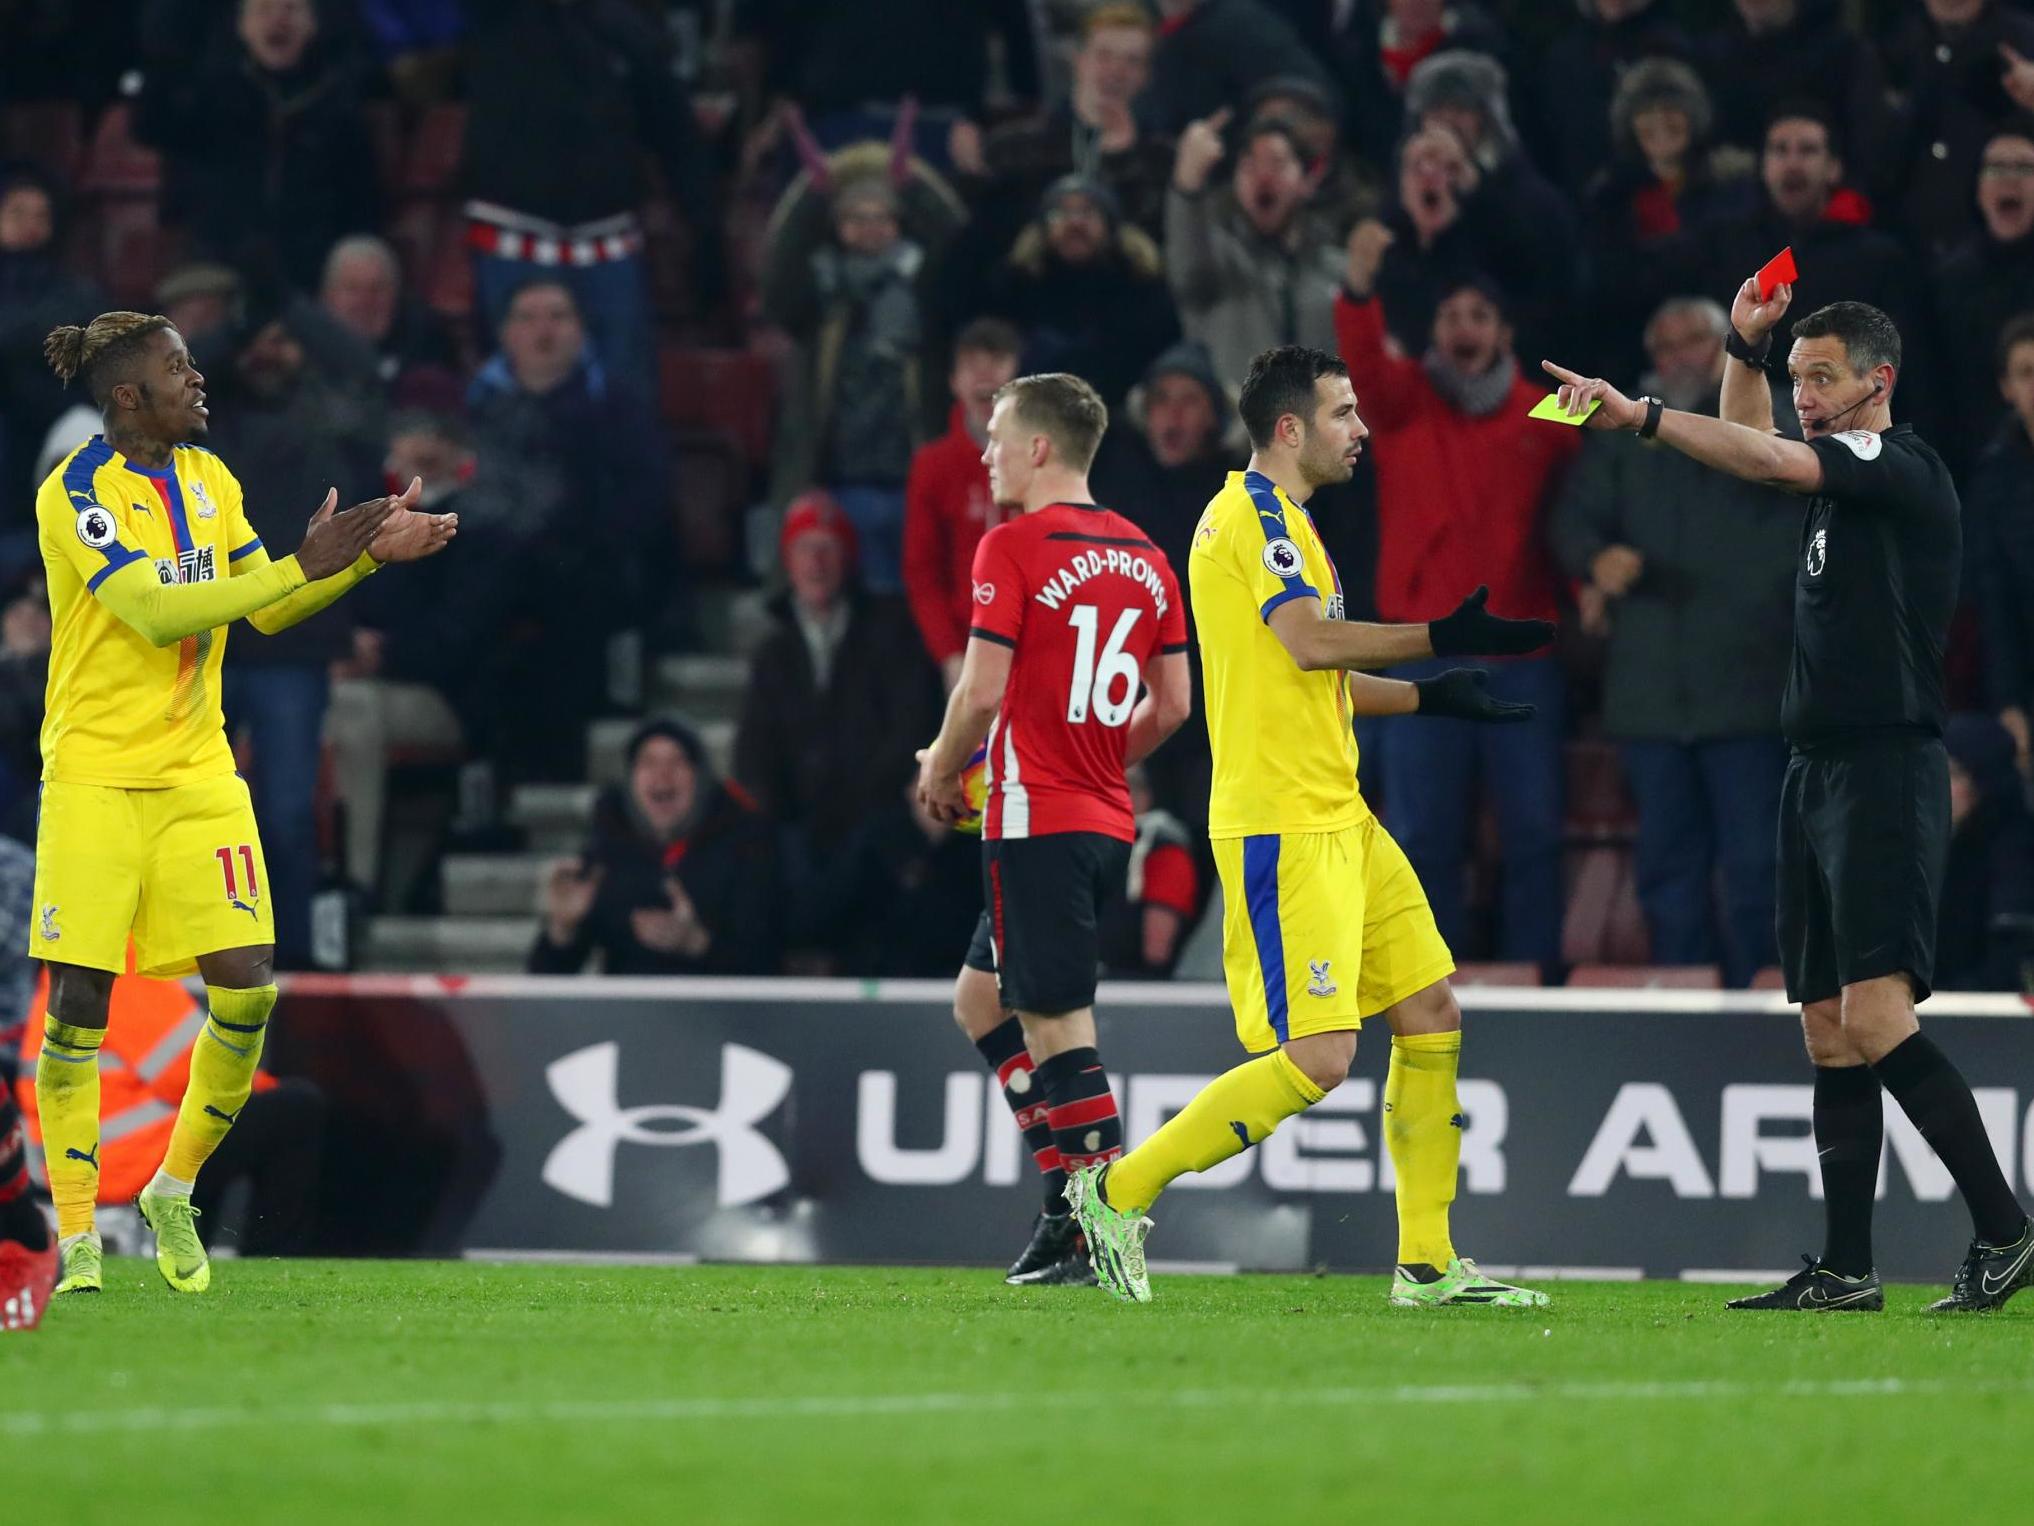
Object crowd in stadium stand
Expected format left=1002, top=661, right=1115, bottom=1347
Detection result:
left=4, top=0, right=2034, bottom=989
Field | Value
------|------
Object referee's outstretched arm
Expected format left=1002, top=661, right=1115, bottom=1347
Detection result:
left=1542, top=351, right=1827, bottom=498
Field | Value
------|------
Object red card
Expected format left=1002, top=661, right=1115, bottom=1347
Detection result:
left=1756, top=246, right=1798, bottom=302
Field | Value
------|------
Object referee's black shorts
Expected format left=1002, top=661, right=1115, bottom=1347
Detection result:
left=964, top=831, right=1127, bottom=1015
left=1777, top=733, right=1949, bottom=1006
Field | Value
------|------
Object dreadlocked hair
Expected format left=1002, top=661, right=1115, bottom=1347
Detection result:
left=44, top=311, right=173, bottom=405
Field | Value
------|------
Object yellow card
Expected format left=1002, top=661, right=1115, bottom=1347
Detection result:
left=1529, top=393, right=1600, bottom=425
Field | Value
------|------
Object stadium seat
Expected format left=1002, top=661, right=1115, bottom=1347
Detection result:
left=659, top=347, right=776, bottom=469
left=401, top=103, right=466, bottom=195
left=80, top=104, right=160, bottom=195
left=4, top=102, right=85, bottom=179
left=1564, top=738, right=1636, bottom=842
left=1568, top=964, right=1722, bottom=989
left=1561, top=844, right=1650, bottom=967
left=92, top=200, right=168, bottom=306
left=1451, top=962, right=1544, bottom=988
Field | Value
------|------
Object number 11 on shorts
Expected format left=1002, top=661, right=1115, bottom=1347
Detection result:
left=215, top=844, right=259, bottom=905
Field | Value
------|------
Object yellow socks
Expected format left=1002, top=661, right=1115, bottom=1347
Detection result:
left=1386, top=1031, right=1463, bottom=1267
left=36, top=1016, right=105, bottom=1239
left=161, top=984, right=277, bottom=1185
left=1103, top=1049, right=1324, bottom=1214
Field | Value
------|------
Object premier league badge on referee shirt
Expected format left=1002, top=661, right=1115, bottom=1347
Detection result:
left=1807, top=528, right=1828, bottom=577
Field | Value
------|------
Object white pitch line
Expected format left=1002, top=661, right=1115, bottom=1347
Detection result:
left=6, top=1376, right=2029, bottom=1440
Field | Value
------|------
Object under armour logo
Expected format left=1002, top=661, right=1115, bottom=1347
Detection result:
left=543, top=1042, right=792, bottom=1209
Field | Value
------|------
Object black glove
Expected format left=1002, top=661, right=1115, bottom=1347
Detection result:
left=1428, top=586, right=1555, bottom=658
left=1413, top=669, right=1536, bottom=723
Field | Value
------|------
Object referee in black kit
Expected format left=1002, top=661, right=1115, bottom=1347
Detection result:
left=1543, top=276, right=2033, bottom=1313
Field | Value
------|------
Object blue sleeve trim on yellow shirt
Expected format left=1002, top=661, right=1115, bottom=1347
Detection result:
left=1243, top=469, right=1314, bottom=601
left=228, top=538, right=263, bottom=561
left=1260, top=587, right=1319, bottom=622
left=61, top=435, right=115, bottom=511
left=86, top=546, right=147, bottom=591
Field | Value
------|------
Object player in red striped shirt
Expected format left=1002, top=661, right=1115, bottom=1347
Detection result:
left=917, top=373, right=1192, bottom=1286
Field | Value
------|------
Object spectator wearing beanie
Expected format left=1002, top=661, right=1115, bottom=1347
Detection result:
left=1341, top=0, right=1509, bottom=173
left=902, top=318, right=1022, bottom=688
left=531, top=719, right=782, bottom=976
left=1582, top=58, right=1754, bottom=379
left=734, top=493, right=942, bottom=863
left=1538, top=0, right=1695, bottom=196
left=1091, top=339, right=1234, bottom=837
left=761, top=137, right=968, bottom=594
left=983, top=174, right=1180, bottom=412
left=1401, top=49, right=1580, bottom=363
left=1935, top=713, right=2034, bottom=991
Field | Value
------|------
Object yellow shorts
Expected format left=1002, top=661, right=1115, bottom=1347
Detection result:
left=29, top=774, right=274, bottom=978
left=1214, top=815, right=1454, bottom=1052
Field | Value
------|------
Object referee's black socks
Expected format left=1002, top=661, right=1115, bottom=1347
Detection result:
left=1814, top=1063, right=1881, bottom=1278
left=1872, top=1033, right=2027, bottom=1247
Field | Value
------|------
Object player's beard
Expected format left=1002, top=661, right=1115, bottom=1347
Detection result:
left=1300, top=429, right=1354, bottom=489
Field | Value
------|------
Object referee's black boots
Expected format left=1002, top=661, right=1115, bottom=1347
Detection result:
left=1926, top=1217, right=2034, bottom=1314
left=1725, top=1255, right=1884, bottom=1312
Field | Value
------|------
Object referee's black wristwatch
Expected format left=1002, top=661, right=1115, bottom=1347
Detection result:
left=1634, top=396, right=1665, bottom=440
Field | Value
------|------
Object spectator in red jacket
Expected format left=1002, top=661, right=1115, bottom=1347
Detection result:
left=1336, top=222, right=1582, bottom=972
left=901, top=317, right=1022, bottom=688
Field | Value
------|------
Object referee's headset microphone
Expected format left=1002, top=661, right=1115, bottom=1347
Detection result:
left=1818, top=377, right=1884, bottom=434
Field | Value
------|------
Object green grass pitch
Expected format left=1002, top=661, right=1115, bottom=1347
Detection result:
left=4, top=1260, right=2029, bottom=1525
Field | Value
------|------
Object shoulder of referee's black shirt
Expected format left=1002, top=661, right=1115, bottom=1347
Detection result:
left=1804, top=424, right=1946, bottom=512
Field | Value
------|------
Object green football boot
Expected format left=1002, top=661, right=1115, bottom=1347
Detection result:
left=1065, top=1164, right=1153, bottom=1304
left=137, top=1187, right=210, bottom=1294
left=54, top=1230, right=102, bottom=1295
left=1390, top=1256, right=1550, bottom=1308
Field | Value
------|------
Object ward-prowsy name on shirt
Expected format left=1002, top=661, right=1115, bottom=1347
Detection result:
left=1032, top=546, right=1171, bottom=618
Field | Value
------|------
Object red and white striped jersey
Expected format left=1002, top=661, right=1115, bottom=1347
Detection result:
left=968, top=503, right=1187, bottom=842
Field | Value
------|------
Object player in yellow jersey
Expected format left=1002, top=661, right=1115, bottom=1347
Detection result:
left=1068, top=345, right=1553, bottom=1307
left=32, top=311, right=455, bottom=1296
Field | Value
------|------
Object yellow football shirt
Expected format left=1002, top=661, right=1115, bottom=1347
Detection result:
left=1190, top=469, right=1367, bottom=839
left=37, top=435, right=268, bottom=788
